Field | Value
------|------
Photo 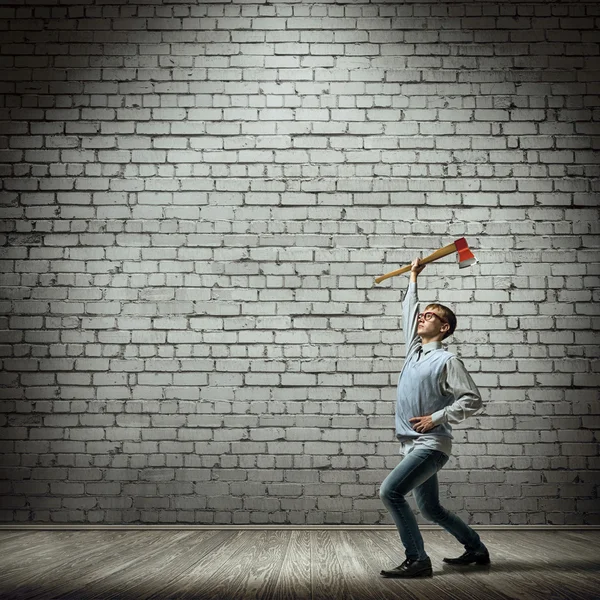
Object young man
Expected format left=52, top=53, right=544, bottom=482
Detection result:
left=379, top=257, right=490, bottom=578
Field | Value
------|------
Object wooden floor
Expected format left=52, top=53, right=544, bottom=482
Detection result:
left=0, top=529, right=599, bottom=600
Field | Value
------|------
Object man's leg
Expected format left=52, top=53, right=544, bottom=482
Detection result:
left=414, top=451, right=488, bottom=561
left=379, top=447, right=445, bottom=562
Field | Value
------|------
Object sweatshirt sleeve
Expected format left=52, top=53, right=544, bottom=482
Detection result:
left=431, top=356, right=483, bottom=425
left=402, top=280, right=421, bottom=358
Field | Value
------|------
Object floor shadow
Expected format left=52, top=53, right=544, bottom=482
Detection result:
left=2, top=581, right=600, bottom=600
left=440, top=558, right=600, bottom=575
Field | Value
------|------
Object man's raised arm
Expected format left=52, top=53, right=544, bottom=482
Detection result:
left=402, top=258, right=425, bottom=357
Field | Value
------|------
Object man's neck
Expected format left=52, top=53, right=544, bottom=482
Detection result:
left=419, top=336, right=443, bottom=345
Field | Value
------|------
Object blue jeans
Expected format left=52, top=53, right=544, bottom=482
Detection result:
left=380, top=447, right=484, bottom=561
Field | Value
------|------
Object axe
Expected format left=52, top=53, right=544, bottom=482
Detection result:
left=375, top=237, right=477, bottom=284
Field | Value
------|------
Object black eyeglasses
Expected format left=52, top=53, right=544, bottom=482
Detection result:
left=418, top=311, right=448, bottom=325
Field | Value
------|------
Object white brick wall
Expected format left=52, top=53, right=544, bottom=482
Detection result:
left=1, top=0, right=599, bottom=525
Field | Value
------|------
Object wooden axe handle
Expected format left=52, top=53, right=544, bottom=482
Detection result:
left=375, top=241, right=458, bottom=284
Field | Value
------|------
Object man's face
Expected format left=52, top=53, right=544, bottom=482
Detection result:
left=417, top=307, right=449, bottom=340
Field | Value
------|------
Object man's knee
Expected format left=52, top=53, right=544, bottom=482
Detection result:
left=419, top=502, right=446, bottom=523
left=379, top=483, right=390, bottom=502
left=379, top=482, right=405, bottom=503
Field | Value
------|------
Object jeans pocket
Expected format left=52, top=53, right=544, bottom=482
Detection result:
left=436, top=451, right=449, bottom=469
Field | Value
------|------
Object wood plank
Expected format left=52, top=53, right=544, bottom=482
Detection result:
left=0, top=530, right=117, bottom=569
left=197, top=530, right=290, bottom=600
left=333, top=530, right=407, bottom=600
left=144, top=528, right=273, bottom=600
left=59, top=530, right=226, bottom=600
left=1, top=531, right=195, bottom=600
left=0, top=531, right=146, bottom=599
left=348, top=529, right=423, bottom=600
left=559, top=530, right=600, bottom=561
left=114, top=530, right=240, bottom=600
left=0, top=531, right=33, bottom=546
left=271, top=530, right=312, bottom=600
left=311, top=530, right=352, bottom=600
left=146, top=529, right=288, bottom=600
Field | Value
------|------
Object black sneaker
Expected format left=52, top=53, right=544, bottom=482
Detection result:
left=381, top=557, right=433, bottom=578
left=443, top=548, right=490, bottom=565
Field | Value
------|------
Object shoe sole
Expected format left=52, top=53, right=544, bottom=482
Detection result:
left=381, top=569, right=433, bottom=578
left=443, top=559, right=490, bottom=566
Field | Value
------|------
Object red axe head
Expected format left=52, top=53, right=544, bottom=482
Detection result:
left=454, top=237, right=477, bottom=269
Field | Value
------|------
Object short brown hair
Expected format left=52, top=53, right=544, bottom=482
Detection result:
left=425, top=303, right=457, bottom=340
